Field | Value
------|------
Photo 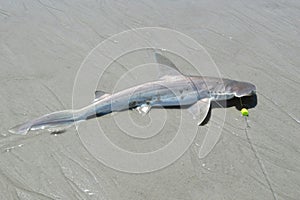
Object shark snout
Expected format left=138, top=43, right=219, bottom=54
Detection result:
left=227, top=81, right=256, bottom=98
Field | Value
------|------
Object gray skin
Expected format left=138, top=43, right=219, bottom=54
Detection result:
left=9, top=55, right=256, bottom=135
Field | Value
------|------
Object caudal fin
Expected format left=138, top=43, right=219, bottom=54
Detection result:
left=9, top=109, right=83, bottom=135
left=9, top=121, right=33, bottom=135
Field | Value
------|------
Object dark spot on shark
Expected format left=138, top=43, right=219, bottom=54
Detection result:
left=129, top=101, right=137, bottom=108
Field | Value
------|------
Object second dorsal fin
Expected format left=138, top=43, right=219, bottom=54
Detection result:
left=94, top=90, right=110, bottom=102
left=155, top=52, right=183, bottom=79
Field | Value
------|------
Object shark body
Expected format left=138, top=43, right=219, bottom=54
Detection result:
left=9, top=53, right=256, bottom=135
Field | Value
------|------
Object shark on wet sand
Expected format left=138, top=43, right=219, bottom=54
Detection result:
left=9, top=53, right=256, bottom=136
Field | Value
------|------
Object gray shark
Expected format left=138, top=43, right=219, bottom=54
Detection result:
left=9, top=53, right=256, bottom=135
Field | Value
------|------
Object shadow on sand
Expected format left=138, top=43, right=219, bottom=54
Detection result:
left=201, top=94, right=258, bottom=125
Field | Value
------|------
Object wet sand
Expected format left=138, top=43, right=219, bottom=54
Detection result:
left=1, top=0, right=300, bottom=199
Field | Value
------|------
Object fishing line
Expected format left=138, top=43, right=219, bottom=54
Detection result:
left=240, top=98, right=277, bottom=200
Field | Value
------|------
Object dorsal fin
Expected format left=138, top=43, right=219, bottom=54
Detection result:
left=94, top=90, right=110, bottom=102
left=155, top=53, right=183, bottom=79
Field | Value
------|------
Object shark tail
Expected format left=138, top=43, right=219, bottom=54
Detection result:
left=9, top=109, right=84, bottom=135
left=9, top=121, right=34, bottom=135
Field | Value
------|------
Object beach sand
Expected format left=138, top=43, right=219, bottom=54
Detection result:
left=0, top=0, right=299, bottom=199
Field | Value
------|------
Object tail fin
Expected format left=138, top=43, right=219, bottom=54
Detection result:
left=9, top=121, right=33, bottom=135
left=9, top=109, right=82, bottom=135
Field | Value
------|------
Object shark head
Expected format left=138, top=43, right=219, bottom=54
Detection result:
left=226, top=80, right=256, bottom=98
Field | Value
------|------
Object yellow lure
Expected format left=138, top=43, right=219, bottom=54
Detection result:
left=241, top=108, right=249, bottom=116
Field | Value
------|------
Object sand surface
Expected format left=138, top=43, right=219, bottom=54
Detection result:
left=1, top=0, right=300, bottom=199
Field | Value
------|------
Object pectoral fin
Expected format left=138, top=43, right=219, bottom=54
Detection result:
left=188, top=98, right=221, bottom=159
left=188, top=98, right=211, bottom=125
left=198, top=123, right=222, bottom=159
left=135, top=104, right=151, bottom=116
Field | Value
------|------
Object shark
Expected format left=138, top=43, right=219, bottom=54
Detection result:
left=9, top=53, right=256, bottom=136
